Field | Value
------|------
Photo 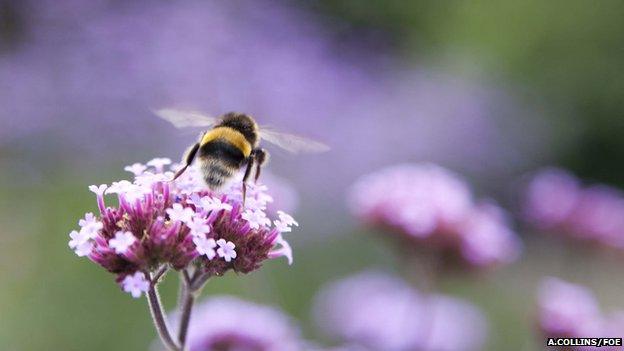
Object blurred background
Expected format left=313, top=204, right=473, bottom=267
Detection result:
left=1, top=0, right=624, bottom=350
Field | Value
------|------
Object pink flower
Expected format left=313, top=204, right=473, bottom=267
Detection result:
left=349, top=163, right=521, bottom=268
left=108, top=231, right=136, bottom=254
left=146, top=158, right=171, bottom=172
left=166, top=203, right=195, bottom=224
left=216, top=239, right=236, bottom=262
left=538, top=277, right=602, bottom=336
left=69, top=158, right=295, bottom=297
left=124, top=163, right=147, bottom=176
left=170, top=296, right=302, bottom=351
left=537, top=277, right=607, bottom=342
left=242, top=209, right=271, bottom=230
left=523, top=168, right=581, bottom=229
left=68, top=230, right=94, bottom=257
left=121, top=272, right=150, bottom=298
left=193, top=237, right=217, bottom=260
left=313, top=271, right=488, bottom=351
left=186, top=217, right=211, bottom=238
left=457, top=202, right=522, bottom=267
left=523, top=168, right=624, bottom=249
left=350, top=164, right=472, bottom=237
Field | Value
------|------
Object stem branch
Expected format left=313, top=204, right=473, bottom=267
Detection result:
left=147, top=277, right=180, bottom=351
left=190, top=271, right=211, bottom=291
left=177, top=286, right=195, bottom=350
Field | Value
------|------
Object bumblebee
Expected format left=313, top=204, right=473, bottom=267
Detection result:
left=155, top=109, right=329, bottom=202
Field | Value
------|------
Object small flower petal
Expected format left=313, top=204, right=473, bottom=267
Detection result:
left=277, top=211, right=298, bottom=227
left=109, top=231, right=137, bottom=254
left=88, top=184, right=108, bottom=196
left=124, top=163, right=147, bottom=176
left=216, top=239, right=237, bottom=262
left=78, top=213, right=103, bottom=239
left=74, top=241, right=94, bottom=257
left=273, top=220, right=290, bottom=233
left=147, top=158, right=172, bottom=171
left=69, top=230, right=94, bottom=257
left=122, top=272, right=150, bottom=298
left=269, top=234, right=292, bottom=265
left=166, top=203, right=195, bottom=224
left=187, top=217, right=211, bottom=237
left=194, top=236, right=217, bottom=259
left=241, top=209, right=270, bottom=230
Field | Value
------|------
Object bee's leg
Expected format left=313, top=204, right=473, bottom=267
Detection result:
left=253, top=148, right=269, bottom=183
left=241, top=155, right=255, bottom=208
left=173, top=142, right=200, bottom=180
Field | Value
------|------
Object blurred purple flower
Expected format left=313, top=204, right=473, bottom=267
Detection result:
left=457, top=202, right=522, bottom=267
left=313, top=271, right=488, bottom=351
left=348, top=163, right=521, bottom=268
left=537, top=277, right=603, bottom=338
left=536, top=277, right=624, bottom=351
left=349, top=163, right=472, bottom=237
left=567, top=186, right=624, bottom=246
left=523, top=168, right=581, bottom=229
left=170, top=296, right=301, bottom=351
left=68, top=158, right=295, bottom=297
left=523, top=168, right=624, bottom=249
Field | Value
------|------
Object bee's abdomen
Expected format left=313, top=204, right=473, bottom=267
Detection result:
left=199, top=139, right=246, bottom=189
left=201, top=161, right=235, bottom=188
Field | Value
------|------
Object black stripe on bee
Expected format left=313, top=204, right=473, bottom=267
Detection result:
left=199, top=139, right=246, bottom=168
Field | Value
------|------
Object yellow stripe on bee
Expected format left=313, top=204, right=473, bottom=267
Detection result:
left=200, top=127, right=252, bottom=157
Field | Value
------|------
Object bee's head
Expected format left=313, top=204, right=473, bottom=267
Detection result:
left=218, top=112, right=259, bottom=145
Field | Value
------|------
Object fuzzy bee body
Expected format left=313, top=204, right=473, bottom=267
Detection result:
left=196, top=114, right=259, bottom=189
left=155, top=108, right=329, bottom=203
left=199, top=141, right=243, bottom=188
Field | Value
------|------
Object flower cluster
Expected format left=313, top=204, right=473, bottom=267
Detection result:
left=537, top=277, right=624, bottom=348
left=313, top=271, right=488, bottom=351
left=523, top=168, right=624, bottom=249
left=168, top=296, right=301, bottom=351
left=68, top=158, right=295, bottom=298
left=348, top=163, right=521, bottom=268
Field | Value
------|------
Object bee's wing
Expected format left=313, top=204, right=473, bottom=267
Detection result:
left=154, top=108, right=218, bottom=129
left=259, top=127, right=330, bottom=154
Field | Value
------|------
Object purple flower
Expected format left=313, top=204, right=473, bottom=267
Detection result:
left=68, top=230, right=94, bottom=257
left=523, top=168, right=624, bottom=249
left=313, top=271, right=488, bottom=351
left=349, top=163, right=472, bottom=237
left=122, top=272, right=150, bottom=299
left=68, top=158, right=295, bottom=297
left=456, top=202, right=522, bottom=267
left=109, top=231, right=137, bottom=254
left=523, top=168, right=581, bottom=229
left=169, top=296, right=301, bottom=351
left=193, top=237, right=217, bottom=260
left=215, top=239, right=237, bottom=262
left=537, top=277, right=604, bottom=340
left=242, top=209, right=272, bottom=230
left=537, top=277, right=624, bottom=351
left=567, top=186, right=624, bottom=245
left=349, top=163, right=521, bottom=268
